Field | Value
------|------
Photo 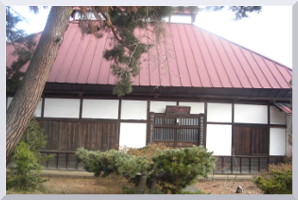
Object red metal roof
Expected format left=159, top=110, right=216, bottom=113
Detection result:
left=6, top=22, right=292, bottom=89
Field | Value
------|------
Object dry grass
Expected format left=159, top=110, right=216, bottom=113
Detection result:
left=195, top=179, right=262, bottom=194
left=7, top=174, right=262, bottom=194
left=42, top=175, right=133, bottom=194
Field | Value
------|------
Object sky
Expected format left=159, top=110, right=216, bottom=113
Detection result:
left=11, top=6, right=293, bottom=68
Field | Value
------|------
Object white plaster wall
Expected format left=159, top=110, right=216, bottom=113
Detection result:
left=7, top=97, right=42, bottom=117
left=207, top=103, right=232, bottom=122
left=270, top=106, right=286, bottom=125
left=119, top=123, right=147, bottom=148
left=34, top=100, right=42, bottom=117
left=150, top=101, right=176, bottom=113
left=44, top=98, right=80, bottom=118
left=121, top=100, right=147, bottom=120
left=82, top=99, right=119, bottom=119
left=206, top=124, right=232, bottom=156
left=178, top=102, right=204, bottom=114
left=234, top=104, right=268, bottom=124
left=270, top=128, right=286, bottom=156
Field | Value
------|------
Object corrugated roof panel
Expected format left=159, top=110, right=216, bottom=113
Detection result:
left=76, top=34, right=100, bottom=84
left=162, top=28, right=182, bottom=87
left=97, top=51, right=112, bottom=85
left=54, top=25, right=81, bottom=83
left=197, top=28, right=224, bottom=87
left=66, top=34, right=93, bottom=83
left=223, top=41, right=252, bottom=88
left=263, top=59, right=291, bottom=88
left=203, top=30, right=233, bottom=88
left=86, top=33, right=109, bottom=84
left=147, top=38, right=162, bottom=86
left=48, top=25, right=76, bottom=82
left=262, top=58, right=284, bottom=88
left=169, top=24, right=192, bottom=87
left=249, top=53, right=278, bottom=88
left=240, top=48, right=271, bottom=88
left=183, top=26, right=203, bottom=87
left=138, top=50, right=150, bottom=86
left=156, top=31, right=172, bottom=87
left=179, top=25, right=202, bottom=87
left=210, top=36, right=242, bottom=88
left=277, top=66, right=292, bottom=86
left=135, top=29, right=150, bottom=86
left=191, top=27, right=213, bottom=87
left=233, top=46, right=262, bottom=88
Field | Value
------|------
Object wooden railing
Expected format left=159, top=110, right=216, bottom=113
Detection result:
left=39, top=150, right=285, bottom=175
left=40, top=150, right=85, bottom=170
left=213, top=155, right=285, bottom=174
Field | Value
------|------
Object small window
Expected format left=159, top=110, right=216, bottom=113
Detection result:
left=149, top=111, right=204, bottom=147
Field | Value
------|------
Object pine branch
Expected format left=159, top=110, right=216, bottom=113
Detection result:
left=101, top=12, right=133, bottom=51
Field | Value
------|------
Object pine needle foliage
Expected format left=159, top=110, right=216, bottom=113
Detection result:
left=7, top=119, right=51, bottom=192
left=253, top=163, right=292, bottom=194
left=6, top=6, right=37, bottom=93
left=6, top=142, right=45, bottom=192
left=76, top=145, right=215, bottom=194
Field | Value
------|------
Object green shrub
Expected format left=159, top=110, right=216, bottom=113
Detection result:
left=21, top=118, right=52, bottom=163
left=7, top=142, right=45, bottom=192
left=150, top=146, right=215, bottom=194
left=76, top=148, right=151, bottom=186
left=253, top=163, right=292, bottom=194
left=7, top=118, right=50, bottom=192
left=76, top=145, right=215, bottom=194
left=76, top=148, right=124, bottom=176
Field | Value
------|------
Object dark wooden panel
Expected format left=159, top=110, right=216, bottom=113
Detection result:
left=251, top=127, right=269, bottom=155
left=233, top=126, right=269, bottom=156
left=39, top=120, right=60, bottom=150
left=232, top=126, right=269, bottom=156
left=232, top=126, right=251, bottom=155
left=37, top=119, right=119, bottom=152
left=59, top=121, right=78, bottom=150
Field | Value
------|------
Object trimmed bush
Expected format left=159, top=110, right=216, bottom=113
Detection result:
left=76, top=145, right=215, bottom=194
left=150, top=146, right=215, bottom=194
left=253, top=163, right=292, bottom=194
left=76, top=148, right=151, bottom=186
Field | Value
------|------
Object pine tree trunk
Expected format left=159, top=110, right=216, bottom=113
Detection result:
left=6, top=6, right=72, bottom=163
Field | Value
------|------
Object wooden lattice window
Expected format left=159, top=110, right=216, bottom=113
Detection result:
left=149, top=107, right=204, bottom=147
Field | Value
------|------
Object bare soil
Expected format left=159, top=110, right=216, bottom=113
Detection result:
left=38, top=176, right=262, bottom=194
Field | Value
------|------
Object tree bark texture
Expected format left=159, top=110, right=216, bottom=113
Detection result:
left=6, top=6, right=72, bottom=163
